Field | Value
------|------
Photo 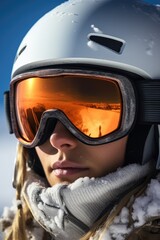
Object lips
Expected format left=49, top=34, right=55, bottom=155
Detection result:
left=52, top=160, right=89, bottom=177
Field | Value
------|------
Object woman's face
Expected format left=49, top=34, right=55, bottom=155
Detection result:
left=35, top=121, right=128, bottom=186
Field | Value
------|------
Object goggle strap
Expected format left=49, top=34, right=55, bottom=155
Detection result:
left=137, top=80, right=160, bottom=124
left=4, top=91, right=13, bottom=134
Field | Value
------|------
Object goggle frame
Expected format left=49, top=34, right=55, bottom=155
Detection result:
left=9, top=68, right=137, bottom=147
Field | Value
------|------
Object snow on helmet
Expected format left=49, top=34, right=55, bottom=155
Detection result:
left=7, top=0, right=160, bottom=170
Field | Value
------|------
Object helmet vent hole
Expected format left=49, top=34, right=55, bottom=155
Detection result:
left=88, top=34, right=125, bottom=54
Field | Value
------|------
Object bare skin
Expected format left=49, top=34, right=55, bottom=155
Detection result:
left=35, top=121, right=128, bottom=186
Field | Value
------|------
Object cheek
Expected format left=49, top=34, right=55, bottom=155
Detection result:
left=35, top=147, right=50, bottom=173
left=91, top=137, right=127, bottom=173
left=35, top=147, right=55, bottom=185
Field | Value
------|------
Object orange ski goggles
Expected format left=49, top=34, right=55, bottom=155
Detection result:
left=7, top=68, right=137, bottom=147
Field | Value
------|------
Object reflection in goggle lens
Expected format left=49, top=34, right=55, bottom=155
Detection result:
left=15, top=74, right=122, bottom=142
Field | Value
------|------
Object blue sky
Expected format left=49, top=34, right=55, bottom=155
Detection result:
left=0, top=0, right=159, bottom=215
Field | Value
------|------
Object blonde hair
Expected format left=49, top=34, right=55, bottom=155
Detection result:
left=4, top=144, right=32, bottom=240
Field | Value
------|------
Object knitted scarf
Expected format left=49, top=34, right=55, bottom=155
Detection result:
left=22, top=163, right=151, bottom=240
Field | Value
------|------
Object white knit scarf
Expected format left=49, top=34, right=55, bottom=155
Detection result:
left=22, top=163, right=151, bottom=240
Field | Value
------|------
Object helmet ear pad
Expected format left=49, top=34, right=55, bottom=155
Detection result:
left=27, top=148, right=45, bottom=177
left=125, top=124, right=158, bottom=166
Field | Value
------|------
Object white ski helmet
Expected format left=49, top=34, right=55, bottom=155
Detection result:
left=12, top=0, right=160, bottom=78
left=7, top=0, right=160, bottom=169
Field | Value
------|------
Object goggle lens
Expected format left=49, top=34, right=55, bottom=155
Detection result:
left=15, top=74, right=122, bottom=143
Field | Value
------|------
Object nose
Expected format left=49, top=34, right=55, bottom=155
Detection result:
left=49, top=121, right=78, bottom=151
